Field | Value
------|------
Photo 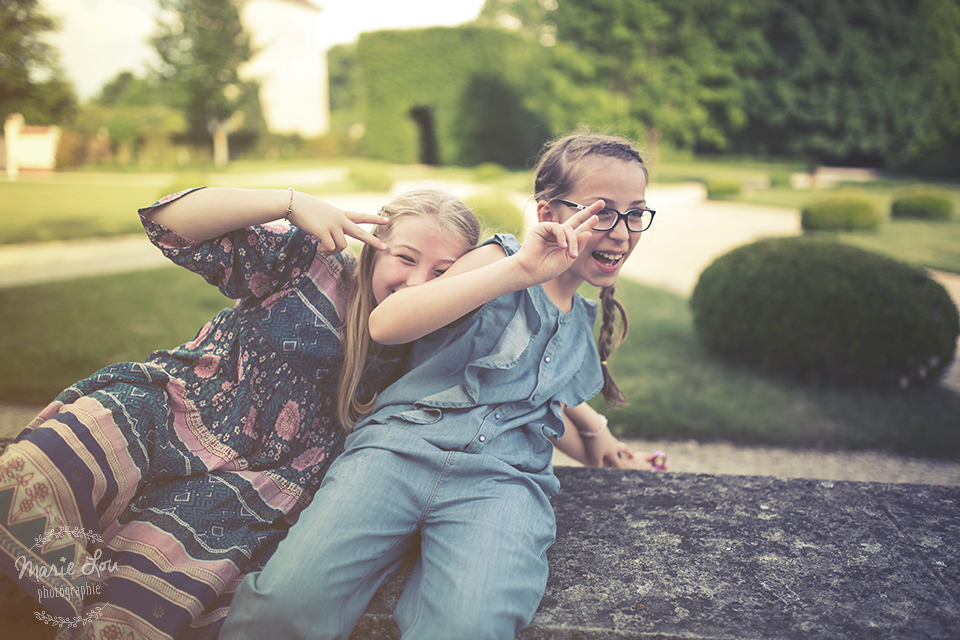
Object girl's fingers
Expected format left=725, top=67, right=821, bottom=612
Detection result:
left=537, top=221, right=568, bottom=249
left=346, top=212, right=390, bottom=227
left=316, top=232, right=334, bottom=253
left=330, top=228, right=348, bottom=253
left=561, top=224, right=580, bottom=258
left=564, top=200, right=604, bottom=229
left=343, top=219, right=388, bottom=250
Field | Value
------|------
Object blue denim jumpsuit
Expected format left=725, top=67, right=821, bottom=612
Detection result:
left=221, top=235, right=604, bottom=640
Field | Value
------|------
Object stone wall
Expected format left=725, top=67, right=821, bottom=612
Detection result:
left=355, top=467, right=960, bottom=639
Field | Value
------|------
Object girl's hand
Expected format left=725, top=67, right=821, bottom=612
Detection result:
left=513, top=201, right=602, bottom=285
left=583, top=431, right=667, bottom=471
left=286, top=195, right=389, bottom=253
left=582, top=425, right=635, bottom=468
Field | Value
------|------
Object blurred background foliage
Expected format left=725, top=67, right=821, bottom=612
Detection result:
left=2, top=0, right=958, bottom=176
left=2, top=0, right=960, bottom=454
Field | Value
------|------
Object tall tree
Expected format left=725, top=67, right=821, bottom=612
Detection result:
left=548, top=0, right=770, bottom=158
left=908, top=0, right=960, bottom=171
left=151, top=0, right=258, bottom=166
left=477, top=0, right=558, bottom=44
left=475, top=0, right=633, bottom=148
left=734, top=0, right=959, bottom=171
left=0, top=0, right=76, bottom=125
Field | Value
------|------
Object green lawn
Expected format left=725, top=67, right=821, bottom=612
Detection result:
left=0, top=267, right=230, bottom=404
left=0, top=180, right=162, bottom=243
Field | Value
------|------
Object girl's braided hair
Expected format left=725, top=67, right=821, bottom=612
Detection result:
left=533, top=130, right=648, bottom=407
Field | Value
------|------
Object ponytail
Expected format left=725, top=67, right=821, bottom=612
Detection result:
left=597, top=285, right=629, bottom=407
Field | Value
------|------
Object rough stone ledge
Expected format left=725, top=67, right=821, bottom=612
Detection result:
left=352, top=467, right=960, bottom=639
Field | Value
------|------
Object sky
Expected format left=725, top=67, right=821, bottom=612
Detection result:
left=41, top=0, right=488, bottom=100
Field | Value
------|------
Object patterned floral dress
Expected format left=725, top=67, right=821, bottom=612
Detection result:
left=0, top=189, right=406, bottom=640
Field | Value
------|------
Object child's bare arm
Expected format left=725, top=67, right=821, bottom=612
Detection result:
left=145, top=187, right=387, bottom=252
left=560, top=403, right=638, bottom=468
left=369, top=203, right=601, bottom=345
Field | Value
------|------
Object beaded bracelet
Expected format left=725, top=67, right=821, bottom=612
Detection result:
left=578, top=415, right=608, bottom=438
left=285, top=187, right=294, bottom=219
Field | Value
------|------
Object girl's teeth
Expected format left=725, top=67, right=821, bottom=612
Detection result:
left=594, top=252, right=621, bottom=262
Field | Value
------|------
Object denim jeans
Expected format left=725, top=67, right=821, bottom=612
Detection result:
left=220, top=441, right=557, bottom=640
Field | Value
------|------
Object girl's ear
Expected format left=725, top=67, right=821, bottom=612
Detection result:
left=537, top=200, right=559, bottom=224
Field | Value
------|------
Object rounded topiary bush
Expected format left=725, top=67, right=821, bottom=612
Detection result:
left=690, top=237, right=959, bottom=389
left=891, top=190, right=954, bottom=221
left=801, top=193, right=883, bottom=231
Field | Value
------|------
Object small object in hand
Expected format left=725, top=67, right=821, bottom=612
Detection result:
left=647, top=451, right=667, bottom=471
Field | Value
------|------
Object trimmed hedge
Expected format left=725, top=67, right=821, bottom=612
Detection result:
left=706, top=180, right=741, bottom=200
left=801, top=193, right=883, bottom=231
left=690, top=237, right=959, bottom=389
left=891, top=190, right=954, bottom=221
left=357, top=27, right=548, bottom=168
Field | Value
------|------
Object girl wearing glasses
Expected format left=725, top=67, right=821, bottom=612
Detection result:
left=221, top=130, right=661, bottom=640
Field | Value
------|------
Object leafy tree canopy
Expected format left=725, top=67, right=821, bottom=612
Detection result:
left=151, top=0, right=259, bottom=146
left=0, top=0, right=76, bottom=125
left=735, top=0, right=960, bottom=170
left=547, top=0, right=770, bottom=153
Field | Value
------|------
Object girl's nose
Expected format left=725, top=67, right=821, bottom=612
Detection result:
left=406, top=269, right=429, bottom=287
left=607, top=216, right=631, bottom=240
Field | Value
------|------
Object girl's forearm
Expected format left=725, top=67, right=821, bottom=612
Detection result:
left=369, top=251, right=534, bottom=345
left=554, top=413, right=589, bottom=465
left=145, top=188, right=293, bottom=241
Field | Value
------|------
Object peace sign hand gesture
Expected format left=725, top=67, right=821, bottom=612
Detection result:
left=286, top=196, right=388, bottom=254
left=513, top=200, right=602, bottom=286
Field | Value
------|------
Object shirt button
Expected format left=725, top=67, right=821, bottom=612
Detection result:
left=494, top=413, right=501, bottom=420
left=544, top=356, right=551, bottom=363
left=478, top=435, right=486, bottom=442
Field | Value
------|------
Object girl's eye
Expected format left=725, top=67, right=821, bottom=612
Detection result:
left=434, top=269, right=447, bottom=278
left=399, top=255, right=415, bottom=264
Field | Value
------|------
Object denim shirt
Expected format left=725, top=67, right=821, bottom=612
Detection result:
left=352, top=234, right=603, bottom=496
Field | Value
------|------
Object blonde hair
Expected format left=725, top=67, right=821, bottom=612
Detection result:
left=337, top=186, right=481, bottom=430
left=533, top=130, right=648, bottom=408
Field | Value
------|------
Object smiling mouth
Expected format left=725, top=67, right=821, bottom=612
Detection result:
left=593, top=251, right=624, bottom=267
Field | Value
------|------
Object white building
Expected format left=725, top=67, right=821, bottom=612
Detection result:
left=3, top=114, right=61, bottom=179
left=240, top=0, right=329, bottom=138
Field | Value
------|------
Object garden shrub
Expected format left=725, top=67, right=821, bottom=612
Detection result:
left=690, top=237, right=959, bottom=389
left=467, top=190, right=525, bottom=235
left=706, top=180, right=741, bottom=199
left=801, top=193, right=883, bottom=231
left=891, top=189, right=954, bottom=221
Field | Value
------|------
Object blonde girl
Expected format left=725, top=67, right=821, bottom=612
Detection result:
left=0, top=185, right=479, bottom=640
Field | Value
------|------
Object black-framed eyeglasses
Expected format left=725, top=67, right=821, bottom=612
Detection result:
left=553, top=199, right=656, bottom=233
